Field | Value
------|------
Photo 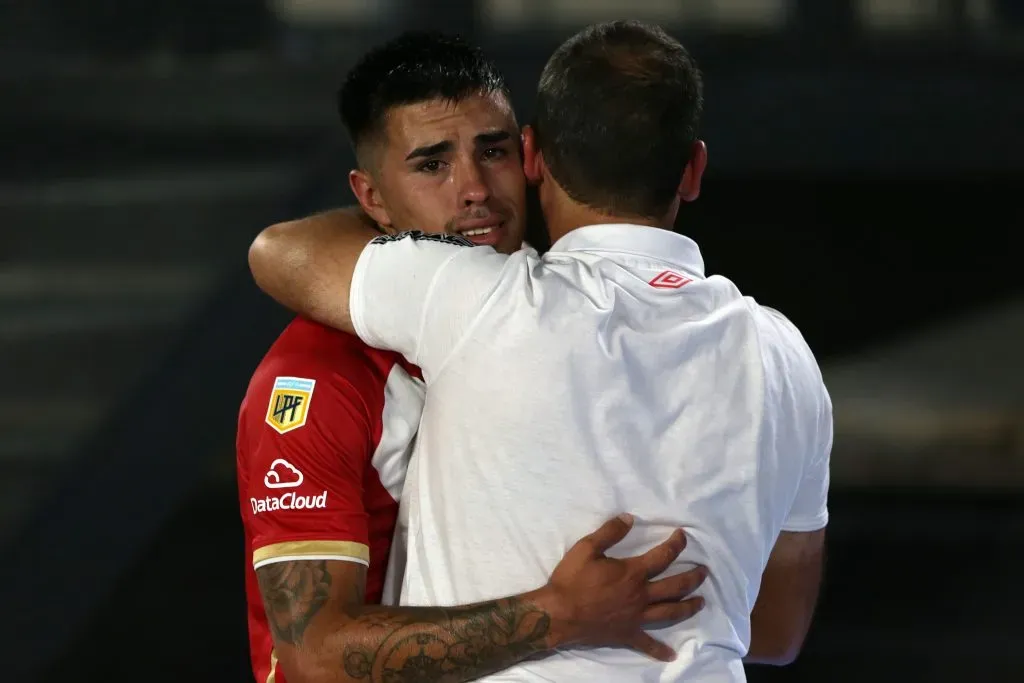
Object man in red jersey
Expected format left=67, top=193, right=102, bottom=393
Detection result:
left=237, top=32, right=708, bottom=683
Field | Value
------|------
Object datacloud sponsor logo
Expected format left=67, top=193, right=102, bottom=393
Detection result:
left=251, top=458, right=327, bottom=515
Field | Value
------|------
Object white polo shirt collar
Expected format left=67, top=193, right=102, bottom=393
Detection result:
left=549, top=224, right=706, bottom=278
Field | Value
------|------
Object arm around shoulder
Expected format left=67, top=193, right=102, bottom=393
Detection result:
left=249, top=208, right=380, bottom=334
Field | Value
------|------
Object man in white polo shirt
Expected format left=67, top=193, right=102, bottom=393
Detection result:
left=250, top=20, right=831, bottom=681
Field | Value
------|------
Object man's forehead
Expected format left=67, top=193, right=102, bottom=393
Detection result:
left=384, top=92, right=518, bottom=149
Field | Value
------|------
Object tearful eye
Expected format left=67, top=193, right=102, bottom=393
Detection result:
left=418, top=160, right=445, bottom=173
left=483, top=147, right=508, bottom=161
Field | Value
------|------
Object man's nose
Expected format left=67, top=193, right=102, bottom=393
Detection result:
left=457, top=160, right=489, bottom=205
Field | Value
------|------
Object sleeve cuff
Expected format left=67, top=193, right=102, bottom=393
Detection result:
left=348, top=242, right=377, bottom=347
left=780, top=509, right=829, bottom=533
left=252, top=540, right=370, bottom=569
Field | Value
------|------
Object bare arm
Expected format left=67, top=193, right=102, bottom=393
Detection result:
left=249, top=208, right=379, bottom=335
left=259, top=516, right=708, bottom=683
left=260, top=560, right=554, bottom=683
left=745, top=528, right=826, bottom=666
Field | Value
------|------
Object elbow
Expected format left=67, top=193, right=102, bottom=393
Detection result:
left=745, top=647, right=802, bottom=668
left=274, top=650, right=335, bottom=683
left=248, top=221, right=312, bottom=306
left=769, top=643, right=803, bottom=667
left=764, top=632, right=807, bottom=666
left=248, top=222, right=288, bottom=294
left=746, top=628, right=808, bottom=667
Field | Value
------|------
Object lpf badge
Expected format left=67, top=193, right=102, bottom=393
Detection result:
left=265, top=377, right=316, bottom=434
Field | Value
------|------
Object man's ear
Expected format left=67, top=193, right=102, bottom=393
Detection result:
left=349, top=169, right=393, bottom=228
left=522, top=125, right=544, bottom=186
left=678, top=140, right=708, bottom=203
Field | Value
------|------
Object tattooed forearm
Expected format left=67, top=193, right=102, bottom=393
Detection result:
left=339, top=597, right=551, bottom=683
left=257, top=560, right=333, bottom=645
left=257, top=560, right=555, bottom=683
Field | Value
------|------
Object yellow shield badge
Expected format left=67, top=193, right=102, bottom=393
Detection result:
left=265, top=377, right=316, bottom=434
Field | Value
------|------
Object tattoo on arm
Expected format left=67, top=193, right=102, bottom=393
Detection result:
left=257, top=560, right=333, bottom=645
left=341, top=598, right=551, bottom=683
left=257, top=559, right=553, bottom=683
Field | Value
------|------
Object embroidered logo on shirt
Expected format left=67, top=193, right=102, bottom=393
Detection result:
left=265, top=376, right=316, bottom=434
left=648, top=270, right=693, bottom=289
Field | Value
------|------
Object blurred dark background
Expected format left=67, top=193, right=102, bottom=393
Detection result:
left=0, top=0, right=1021, bottom=681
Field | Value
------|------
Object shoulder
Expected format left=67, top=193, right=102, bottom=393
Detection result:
left=242, top=319, right=418, bottom=434
left=751, top=304, right=832, bottom=440
left=253, top=319, right=408, bottom=395
left=753, top=306, right=822, bottom=377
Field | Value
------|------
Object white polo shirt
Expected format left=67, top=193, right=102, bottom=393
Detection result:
left=350, top=225, right=832, bottom=682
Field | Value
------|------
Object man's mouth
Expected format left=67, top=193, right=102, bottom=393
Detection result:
left=456, top=220, right=506, bottom=246
left=462, top=226, right=496, bottom=237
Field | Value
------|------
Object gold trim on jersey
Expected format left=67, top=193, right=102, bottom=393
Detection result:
left=266, top=649, right=277, bottom=683
left=252, top=540, right=370, bottom=568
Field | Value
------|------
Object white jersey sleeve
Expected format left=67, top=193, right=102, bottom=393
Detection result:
left=349, top=230, right=508, bottom=379
left=781, top=387, right=833, bottom=532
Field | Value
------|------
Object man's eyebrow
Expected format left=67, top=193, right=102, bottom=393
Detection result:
left=405, top=140, right=453, bottom=161
left=476, top=130, right=513, bottom=145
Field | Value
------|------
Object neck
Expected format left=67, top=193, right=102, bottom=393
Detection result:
left=543, top=193, right=675, bottom=246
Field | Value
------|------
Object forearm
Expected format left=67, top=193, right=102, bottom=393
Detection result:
left=308, top=589, right=564, bottom=683
left=742, top=539, right=824, bottom=666
left=264, top=518, right=706, bottom=682
left=741, top=596, right=801, bottom=666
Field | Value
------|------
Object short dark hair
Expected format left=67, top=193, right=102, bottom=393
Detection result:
left=338, top=31, right=510, bottom=164
left=534, top=21, right=703, bottom=219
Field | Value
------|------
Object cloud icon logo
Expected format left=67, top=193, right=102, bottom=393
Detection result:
left=264, top=459, right=304, bottom=489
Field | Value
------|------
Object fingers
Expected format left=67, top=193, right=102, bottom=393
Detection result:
left=627, top=632, right=677, bottom=662
left=636, top=529, right=687, bottom=578
left=578, top=513, right=635, bottom=556
left=646, top=565, right=708, bottom=603
left=641, top=596, right=705, bottom=625
left=626, top=597, right=706, bottom=662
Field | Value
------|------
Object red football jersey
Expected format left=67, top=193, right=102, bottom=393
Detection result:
left=236, top=317, right=424, bottom=683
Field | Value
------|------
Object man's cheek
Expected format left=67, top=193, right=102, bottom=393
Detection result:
left=401, top=192, right=451, bottom=232
left=499, top=165, right=528, bottom=194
